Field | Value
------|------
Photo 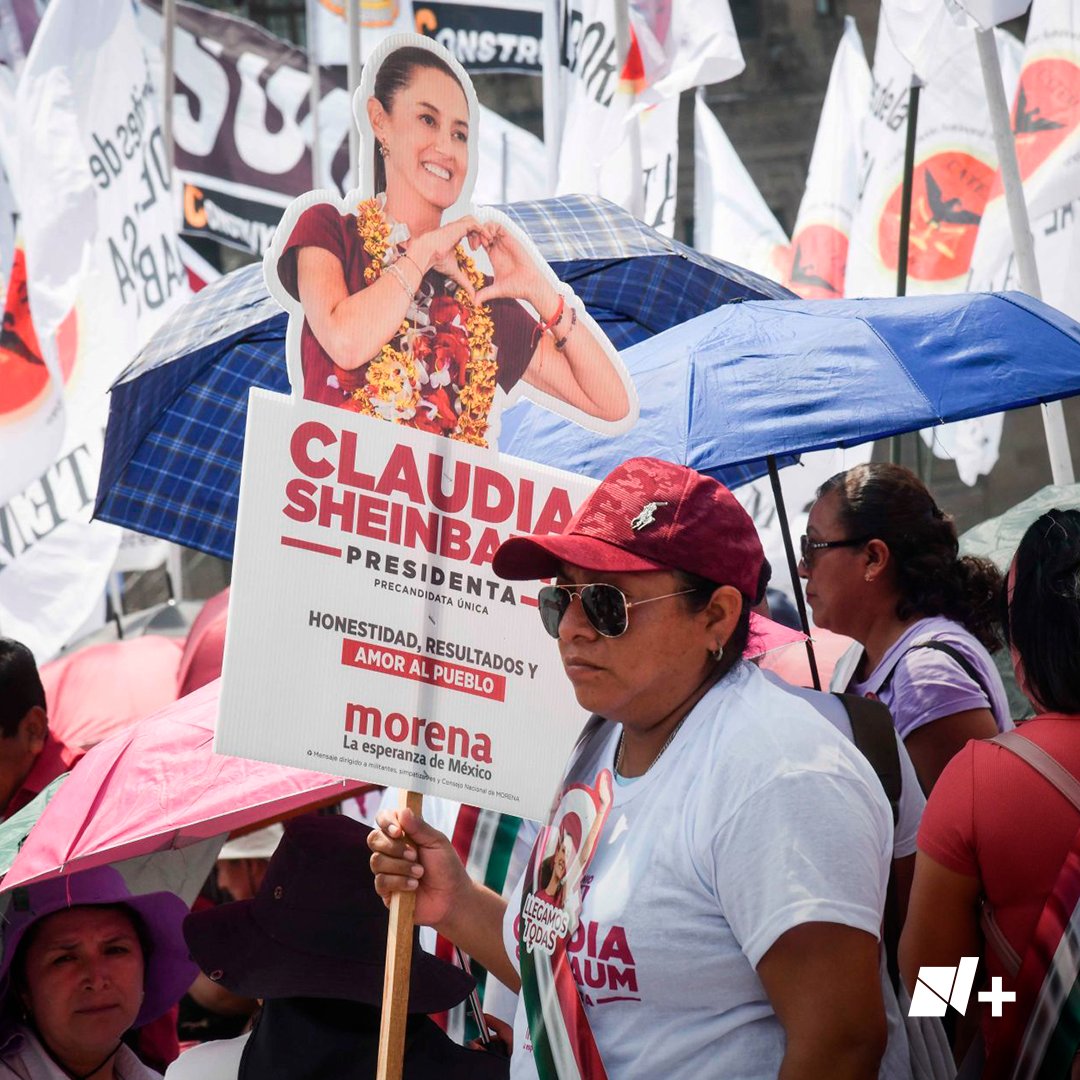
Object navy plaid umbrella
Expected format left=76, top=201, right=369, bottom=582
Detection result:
left=96, top=195, right=794, bottom=560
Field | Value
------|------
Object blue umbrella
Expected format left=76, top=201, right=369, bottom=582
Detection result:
left=96, top=195, right=794, bottom=561
left=500, top=290, right=1080, bottom=476
left=498, top=289, right=1080, bottom=689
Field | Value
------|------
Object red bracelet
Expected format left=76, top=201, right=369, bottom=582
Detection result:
left=538, top=295, right=565, bottom=335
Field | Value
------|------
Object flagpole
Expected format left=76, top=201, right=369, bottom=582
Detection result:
left=890, top=74, right=922, bottom=465
left=613, top=0, right=644, bottom=219
left=347, top=0, right=362, bottom=192
left=768, top=456, right=821, bottom=692
left=542, top=0, right=561, bottom=195
left=974, top=27, right=1075, bottom=485
left=501, top=130, right=509, bottom=203
left=306, top=0, right=323, bottom=189
left=162, top=0, right=176, bottom=173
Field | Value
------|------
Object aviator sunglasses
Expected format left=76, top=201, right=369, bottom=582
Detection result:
left=537, top=583, right=695, bottom=639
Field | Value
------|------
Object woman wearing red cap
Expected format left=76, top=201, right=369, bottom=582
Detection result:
left=371, top=457, right=895, bottom=1079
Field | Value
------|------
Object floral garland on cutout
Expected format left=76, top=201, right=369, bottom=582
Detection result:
left=351, top=198, right=498, bottom=447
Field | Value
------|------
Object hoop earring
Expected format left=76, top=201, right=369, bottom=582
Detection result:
left=712, top=644, right=724, bottom=663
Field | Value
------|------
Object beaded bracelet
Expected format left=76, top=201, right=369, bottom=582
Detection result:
left=554, top=307, right=578, bottom=351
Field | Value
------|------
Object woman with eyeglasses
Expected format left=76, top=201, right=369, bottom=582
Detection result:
left=370, top=457, right=897, bottom=1079
left=800, top=463, right=1010, bottom=793
left=900, top=509, right=1080, bottom=1075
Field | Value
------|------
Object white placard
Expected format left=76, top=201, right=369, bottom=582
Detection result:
left=218, top=391, right=598, bottom=821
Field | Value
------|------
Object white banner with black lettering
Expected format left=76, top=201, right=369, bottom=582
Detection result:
left=309, top=0, right=544, bottom=73
left=137, top=1, right=546, bottom=257
left=5, top=0, right=188, bottom=661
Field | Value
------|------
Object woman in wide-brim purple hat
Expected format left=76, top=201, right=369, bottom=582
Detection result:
left=0, top=865, right=196, bottom=1080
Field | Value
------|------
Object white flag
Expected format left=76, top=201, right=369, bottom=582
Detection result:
left=474, top=104, right=549, bottom=204
left=558, top=88, right=680, bottom=234
left=556, top=0, right=741, bottom=235
left=972, top=196, right=1080, bottom=318
left=784, top=17, right=870, bottom=298
left=693, top=91, right=787, bottom=277
left=968, top=0, right=1080, bottom=291
left=307, top=0, right=416, bottom=67
left=0, top=60, right=17, bottom=287
left=628, top=0, right=743, bottom=108
left=880, top=0, right=974, bottom=82
left=845, top=13, right=1022, bottom=297
left=0, top=245, right=67, bottom=506
left=951, top=0, right=1032, bottom=29
left=0, top=59, right=67, bottom=504
left=847, top=10, right=1020, bottom=485
left=0, top=0, right=43, bottom=73
left=5, top=0, right=189, bottom=661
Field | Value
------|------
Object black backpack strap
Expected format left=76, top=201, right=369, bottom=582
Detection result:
left=835, top=692, right=902, bottom=827
left=876, top=639, right=990, bottom=705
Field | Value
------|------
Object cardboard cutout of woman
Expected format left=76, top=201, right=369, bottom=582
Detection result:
left=266, top=35, right=637, bottom=449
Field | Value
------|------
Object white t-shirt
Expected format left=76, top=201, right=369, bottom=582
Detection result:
left=760, top=669, right=928, bottom=1080
left=502, top=662, right=894, bottom=1080
left=761, top=670, right=925, bottom=860
left=164, top=1034, right=248, bottom=1080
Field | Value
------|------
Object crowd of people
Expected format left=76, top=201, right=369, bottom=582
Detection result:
left=0, top=454, right=1077, bottom=1079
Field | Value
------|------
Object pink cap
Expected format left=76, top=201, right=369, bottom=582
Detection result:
left=493, top=457, right=766, bottom=598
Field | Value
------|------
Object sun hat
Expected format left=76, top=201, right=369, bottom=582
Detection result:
left=493, top=457, right=766, bottom=598
left=0, top=865, right=196, bottom=1027
left=218, top=823, right=283, bottom=861
left=182, top=814, right=474, bottom=1013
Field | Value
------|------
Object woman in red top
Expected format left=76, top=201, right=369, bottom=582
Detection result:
left=901, top=508, right=1080, bottom=1072
left=275, top=43, right=630, bottom=446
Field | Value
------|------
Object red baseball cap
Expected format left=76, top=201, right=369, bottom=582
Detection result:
left=493, top=457, right=766, bottom=597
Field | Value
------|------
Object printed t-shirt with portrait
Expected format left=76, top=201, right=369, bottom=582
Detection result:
left=831, top=615, right=1013, bottom=738
left=502, top=662, right=895, bottom=1080
left=277, top=203, right=537, bottom=442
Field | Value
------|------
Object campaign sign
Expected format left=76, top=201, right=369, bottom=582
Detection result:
left=216, top=33, right=636, bottom=821
left=217, top=393, right=597, bottom=820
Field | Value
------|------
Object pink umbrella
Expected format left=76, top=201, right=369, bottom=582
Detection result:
left=759, top=627, right=855, bottom=689
left=3, top=680, right=371, bottom=891
left=175, top=587, right=230, bottom=697
left=40, top=635, right=185, bottom=750
left=747, top=612, right=807, bottom=660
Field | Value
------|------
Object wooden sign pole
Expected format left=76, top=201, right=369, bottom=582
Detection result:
left=376, top=788, right=424, bottom=1080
